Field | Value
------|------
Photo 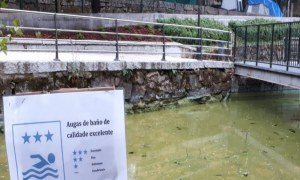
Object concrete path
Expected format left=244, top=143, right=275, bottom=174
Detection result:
left=0, top=51, right=233, bottom=74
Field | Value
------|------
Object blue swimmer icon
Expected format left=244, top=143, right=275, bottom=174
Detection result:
left=22, top=153, right=58, bottom=180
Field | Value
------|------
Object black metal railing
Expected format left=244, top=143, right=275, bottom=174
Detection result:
left=0, top=8, right=232, bottom=62
left=234, top=21, right=300, bottom=71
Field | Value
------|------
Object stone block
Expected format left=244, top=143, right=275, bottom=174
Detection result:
left=91, top=75, right=114, bottom=87
left=123, top=82, right=132, bottom=99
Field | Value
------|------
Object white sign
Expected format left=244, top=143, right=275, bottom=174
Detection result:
left=3, top=90, right=128, bottom=180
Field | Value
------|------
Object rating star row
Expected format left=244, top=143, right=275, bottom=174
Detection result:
left=22, top=131, right=54, bottom=144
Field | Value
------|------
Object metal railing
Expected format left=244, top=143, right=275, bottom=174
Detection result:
left=0, top=8, right=232, bottom=62
left=234, top=21, right=300, bottom=71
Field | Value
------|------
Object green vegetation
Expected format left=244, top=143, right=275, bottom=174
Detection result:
left=137, top=24, right=143, bottom=29
left=135, top=36, right=141, bottom=40
left=35, top=31, right=41, bottom=38
left=229, top=19, right=285, bottom=43
left=121, top=35, right=126, bottom=40
left=125, top=26, right=131, bottom=31
left=0, top=30, right=3, bottom=37
left=100, top=34, right=107, bottom=39
left=122, top=69, right=133, bottom=82
left=57, top=31, right=62, bottom=37
left=77, top=33, right=84, bottom=39
left=97, top=25, right=104, bottom=31
left=149, top=28, right=155, bottom=35
left=144, top=24, right=150, bottom=28
left=157, top=18, right=230, bottom=45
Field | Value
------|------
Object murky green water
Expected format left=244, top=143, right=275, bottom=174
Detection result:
left=1, top=91, right=300, bottom=179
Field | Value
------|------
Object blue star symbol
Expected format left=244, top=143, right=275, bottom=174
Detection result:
left=33, top=132, right=42, bottom=143
left=74, top=164, right=78, bottom=169
left=73, top=158, right=77, bottom=162
left=84, top=150, right=87, bottom=154
left=79, top=157, right=83, bottom=162
left=45, top=131, right=53, bottom=142
left=22, top=132, right=31, bottom=144
left=79, top=150, right=82, bottom=155
left=73, top=150, right=77, bottom=155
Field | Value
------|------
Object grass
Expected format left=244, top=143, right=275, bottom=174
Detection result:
left=135, top=36, right=141, bottom=40
left=121, top=35, right=126, bottom=40
left=100, top=34, right=107, bottom=39
left=137, top=24, right=142, bottom=29
left=77, top=33, right=84, bottom=39
left=149, top=28, right=155, bottom=35
left=125, top=26, right=131, bottom=31
left=97, top=25, right=104, bottom=31
left=35, top=31, right=41, bottom=38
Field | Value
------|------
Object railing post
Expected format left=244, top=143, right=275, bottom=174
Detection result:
left=82, top=0, right=85, bottom=13
left=256, top=25, right=260, bottom=66
left=54, top=13, right=60, bottom=61
left=285, top=28, right=289, bottom=62
left=162, top=24, right=166, bottom=61
left=36, top=0, right=39, bottom=11
left=153, top=0, right=155, bottom=13
left=270, top=24, right=275, bottom=68
left=287, top=23, right=292, bottom=71
left=141, top=0, right=144, bottom=13
left=55, top=0, right=58, bottom=13
left=20, top=0, right=23, bottom=9
left=226, top=32, right=230, bottom=62
left=233, top=26, right=237, bottom=61
left=115, top=19, right=119, bottom=61
left=244, top=26, right=247, bottom=64
left=197, top=28, right=202, bottom=61
left=297, top=29, right=300, bottom=64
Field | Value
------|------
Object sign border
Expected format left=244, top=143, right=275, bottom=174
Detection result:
left=12, top=121, right=65, bottom=180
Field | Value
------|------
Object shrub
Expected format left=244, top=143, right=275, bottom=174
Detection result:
left=100, top=34, right=107, bottom=39
left=35, top=31, right=41, bottom=38
left=125, top=26, right=131, bottom=31
left=137, top=24, right=142, bottom=29
left=144, top=24, right=150, bottom=28
left=229, top=19, right=286, bottom=44
left=135, top=36, right=141, bottom=40
left=57, top=31, right=62, bottom=37
left=149, top=28, right=155, bottom=35
left=121, top=35, right=126, bottom=40
left=0, top=30, right=3, bottom=37
left=77, top=33, right=84, bottom=39
left=97, top=25, right=104, bottom=31
left=156, top=18, right=230, bottom=45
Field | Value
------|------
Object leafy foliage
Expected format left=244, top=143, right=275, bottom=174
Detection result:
left=137, top=24, right=142, bottom=29
left=135, top=36, right=141, bottom=40
left=77, top=33, right=84, bottom=40
left=122, top=69, right=133, bottom=82
left=0, top=1, right=23, bottom=55
left=100, top=34, right=107, bottom=39
left=121, top=35, right=126, bottom=40
left=229, top=19, right=288, bottom=43
left=68, top=63, right=79, bottom=84
left=169, top=69, right=177, bottom=77
left=156, top=18, right=230, bottom=45
left=0, top=30, right=3, bottom=37
left=35, top=31, right=41, bottom=38
left=97, top=25, right=104, bottom=31
left=125, top=26, right=131, bottom=31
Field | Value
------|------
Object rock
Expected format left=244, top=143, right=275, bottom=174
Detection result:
left=243, top=172, right=249, bottom=177
left=130, top=85, right=146, bottom=102
left=147, top=71, right=159, bottom=82
left=115, top=77, right=121, bottom=86
left=133, top=71, right=145, bottom=85
left=91, top=75, right=114, bottom=87
left=189, top=74, right=199, bottom=89
left=123, top=82, right=132, bottom=100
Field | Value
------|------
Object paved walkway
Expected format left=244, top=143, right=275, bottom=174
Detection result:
left=0, top=52, right=234, bottom=74
left=235, top=62, right=300, bottom=76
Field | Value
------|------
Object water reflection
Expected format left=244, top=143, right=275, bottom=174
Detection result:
left=126, top=91, right=300, bottom=179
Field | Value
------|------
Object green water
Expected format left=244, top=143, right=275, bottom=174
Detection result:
left=1, top=91, right=300, bottom=179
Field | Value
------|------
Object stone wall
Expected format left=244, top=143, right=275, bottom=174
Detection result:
left=0, top=68, right=234, bottom=119
left=6, top=0, right=245, bottom=15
